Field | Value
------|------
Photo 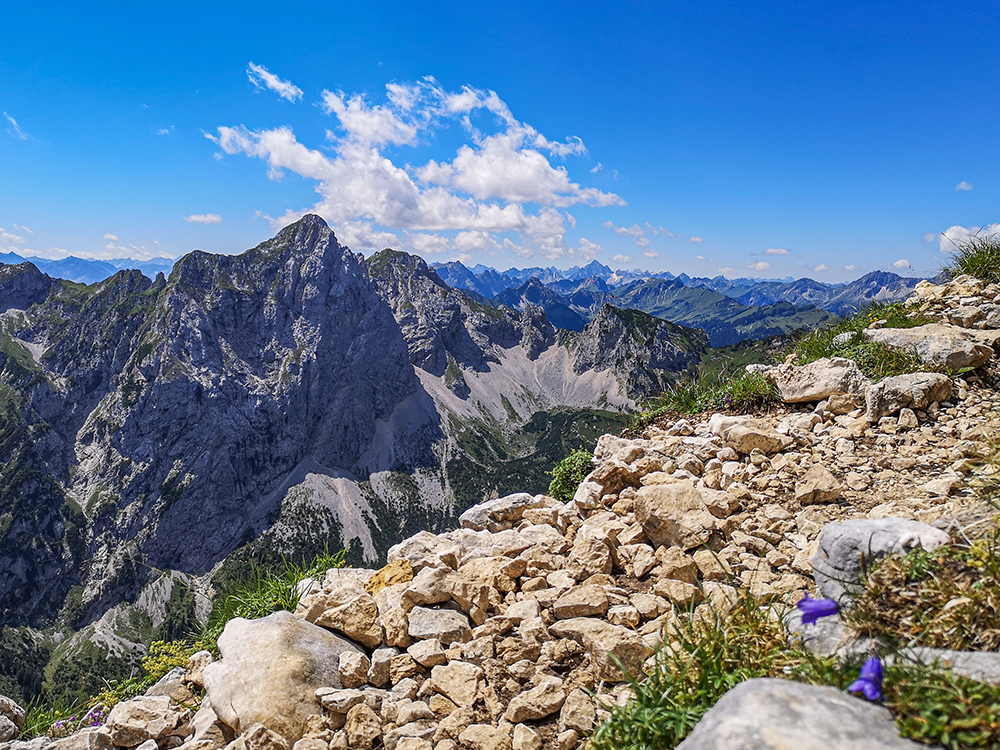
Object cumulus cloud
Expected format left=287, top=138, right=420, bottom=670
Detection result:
left=247, top=62, right=304, bottom=102
left=590, top=163, right=602, bottom=174
left=211, top=78, right=623, bottom=261
left=612, top=253, right=632, bottom=263
left=642, top=249, right=659, bottom=258
left=103, top=233, right=118, bottom=241
left=955, top=181, right=973, bottom=191
left=814, top=264, right=829, bottom=272
left=4, top=112, right=31, bottom=140
left=765, top=247, right=789, bottom=256
left=844, top=264, right=857, bottom=272
left=185, top=213, right=223, bottom=224
left=892, top=259, right=911, bottom=269
left=937, top=223, right=1000, bottom=253
left=718, top=266, right=735, bottom=274
left=687, top=236, right=703, bottom=243
left=747, top=261, right=771, bottom=272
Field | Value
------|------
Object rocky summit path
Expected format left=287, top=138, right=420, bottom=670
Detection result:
left=3, top=273, right=999, bottom=750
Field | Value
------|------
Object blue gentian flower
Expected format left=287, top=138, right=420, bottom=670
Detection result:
left=796, top=592, right=839, bottom=625
left=848, top=656, right=884, bottom=701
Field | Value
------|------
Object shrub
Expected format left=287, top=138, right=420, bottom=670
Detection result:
left=548, top=449, right=593, bottom=502
left=942, top=234, right=1000, bottom=284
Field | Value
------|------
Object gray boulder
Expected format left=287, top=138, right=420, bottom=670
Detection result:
left=862, top=323, right=999, bottom=370
left=865, top=372, right=953, bottom=421
left=770, top=357, right=870, bottom=403
left=675, top=678, right=927, bottom=749
left=458, top=493, right=553, bottom=532
left=812, top=518, right=949, bottom=604
left=202, top=611, right=362, bottom=741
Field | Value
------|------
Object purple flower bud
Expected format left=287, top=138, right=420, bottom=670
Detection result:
left=848, top=656, right=884, bottom=702
left=796, top=592, right=839, bottom=625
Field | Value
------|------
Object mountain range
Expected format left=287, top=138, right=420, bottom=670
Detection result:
left=433, top=260, right=923, bottom=344
left=0, top=215, right=708, bottom=641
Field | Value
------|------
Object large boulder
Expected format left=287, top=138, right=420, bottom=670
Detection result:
left=458, top=493, right=554, bottom=532
left=862, top=323, right=1000, bottom=370
left=202, top=611, right=362, bottom=741
left=634, top=481, right=717, bottom=550
left=708, top=415, right=792, bottom=455
left=675, top=678, right=926, bottom=749
left=865, top=372, right=953, bottom=421
left=812, top=518, right=949, bottom=604
left=770, top=357, right=871, bottom=403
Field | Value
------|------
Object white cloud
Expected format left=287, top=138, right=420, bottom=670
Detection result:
left=4, top=112, right=31, bottom=140
left=613, top=254, right=632, bottom=263
left=185, top=213, right=223, bottom=224
left=642, top=249, right=659, bottom=258
left=247, top=62, right=303, bottom=102
left=922, top=232, right=937, bottom=243
left=956, top=181, right=973, bottom=191
left=718, top=266, right=735, bottom=274
left=321, top=91, right=419, bottom=147
left=844, top=264, right=857, bottom=272
left=590, top=163, right=602, bottom=174
left=892, top=259, right=911, bottom=269
left=747, top=261, right=771, bottom=272
left=0, top=227, right=27, bottom=245
left=696, top=255, right=705, bottom=261
left=211, top=79, right=623, bottom=261
left=814, top=264, right=829, bottom=272
left=103, top=233, right=119, bottom=240
left=406, top=231, right=450, bottom=254
left=157, top=126, right=174, bottom=136
left=13, top=224, right=33, bottom=234
left=604, top=221, right=656, bottom=249
left=688, top=236, right=703, bottom=243
left=937, top=223, right=1000, bottom=253
left=765, top=247, right=789, bottom=256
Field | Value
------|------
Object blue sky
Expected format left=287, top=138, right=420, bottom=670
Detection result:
left=2, top=1, right=999, bottom=282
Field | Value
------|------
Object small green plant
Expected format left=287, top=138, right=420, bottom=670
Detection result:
left=942, top=234, right=1000, bottom=284
left=548, top=448, right=593, bottom=502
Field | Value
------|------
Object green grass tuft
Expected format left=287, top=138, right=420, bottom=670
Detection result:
left=630, top=369, right=781, bottom=428
left=942, top=234, right=1000, bottom=284
left=790, top=300, right=937, bottom=381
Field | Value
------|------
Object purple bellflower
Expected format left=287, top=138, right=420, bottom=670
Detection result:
left=848, top=656, right=884, bottom=702
left=796, top=593, right=839, bottom=625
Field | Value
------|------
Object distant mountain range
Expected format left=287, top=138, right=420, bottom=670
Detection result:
left=0, top=251, right=175, bottom=285
left=0, top=250, right=922, bottom=347
left=433, top=260, right=922, bottom=345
